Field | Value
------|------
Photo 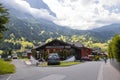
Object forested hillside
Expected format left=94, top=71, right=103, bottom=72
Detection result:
left=4, top=17, right=96, bottom=42
left=4, top=16, right=120, bottom=43
left=0, top=17, right=118, bottom=53
left=92, top=23, right=120, bottom=41
left=1, top=0, right=120, bottom=53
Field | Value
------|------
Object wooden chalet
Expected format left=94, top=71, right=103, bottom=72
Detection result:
left=31, top=39, right=92, bottom=60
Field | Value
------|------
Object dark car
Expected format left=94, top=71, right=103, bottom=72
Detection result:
left=47, top=53, right=60, bottom=65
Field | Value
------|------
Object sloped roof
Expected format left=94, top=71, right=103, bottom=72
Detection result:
left=68, top=42, right=84, bottom=48
left=34, top=39, right=84, bottom=50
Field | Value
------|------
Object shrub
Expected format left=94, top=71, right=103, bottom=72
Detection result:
left=93, top=55, right=100, bottom=61
left=108, top=35, right=120, bottom=62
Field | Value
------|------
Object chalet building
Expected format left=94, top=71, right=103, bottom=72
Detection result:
left=31, top=39, right=92, bottom=60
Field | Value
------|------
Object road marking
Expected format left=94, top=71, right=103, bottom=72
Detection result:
left=25, top=60, right=32, bottom=65
left=6, top=74, right=12, bottom=80
left=38, top=74, right=66, bottom=80
left=97, top=63, right=103, bottom=80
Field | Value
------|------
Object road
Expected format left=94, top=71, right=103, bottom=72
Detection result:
left=1, top=59, right=103, bottom=80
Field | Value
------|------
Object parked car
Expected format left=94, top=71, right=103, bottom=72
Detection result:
left=47, top=53, right=60, bottom=65
left=12, top=54, right=18, bottom=59
left=81, top=56, right=92, bottom=61
left=4, top=56, right=12, bottom=61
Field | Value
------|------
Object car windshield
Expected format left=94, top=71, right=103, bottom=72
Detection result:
left=48, top=53, right=59, bottom=58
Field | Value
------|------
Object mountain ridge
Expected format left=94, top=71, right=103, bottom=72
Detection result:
left=4, top=16, right=120, bottom=43
left=1, top=0, right=120, bottom=43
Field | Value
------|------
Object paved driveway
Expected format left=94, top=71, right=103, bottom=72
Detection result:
left=1, top=59, right=103, bottom=80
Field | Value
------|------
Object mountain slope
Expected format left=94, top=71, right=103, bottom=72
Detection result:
left=4, top=17, right=84, bottom=42
left=25, top=0, right=56, bottom=16
left=4, top=16, right=120, bottom=43
left=1, top=0, right=120, bottom=43
left=93, top=23, right=120, bottom=33
left=92, top=23, right=120, bottom=40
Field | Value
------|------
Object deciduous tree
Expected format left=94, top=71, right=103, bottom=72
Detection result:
left=108, top=35, right=120, bottom=62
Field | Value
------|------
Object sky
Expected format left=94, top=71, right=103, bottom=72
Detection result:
left=1, top=0, right=120, bottom=30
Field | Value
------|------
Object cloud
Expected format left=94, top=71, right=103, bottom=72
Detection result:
left=1, top=0, right=120, bottom=30
left=0, top=0, right=55, bottom=21
left=43, top=0, right=120, bottom=30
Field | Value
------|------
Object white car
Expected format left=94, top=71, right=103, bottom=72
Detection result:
left=12, top=54, right=18, bottom=59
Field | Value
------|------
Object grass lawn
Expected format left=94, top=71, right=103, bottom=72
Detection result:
left=0, top=59, right=15, bottom=75
left=38, top=61, right=80, bottom=67
left=59, top=61, right=80, bottom=66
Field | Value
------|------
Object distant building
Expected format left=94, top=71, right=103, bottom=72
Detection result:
left=92, top=47, right=102, bottom=55
left=32, top=39, right=92, bottom=60
left=26, top=50, right=32, bottom=59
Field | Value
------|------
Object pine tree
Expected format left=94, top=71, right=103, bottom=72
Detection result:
left=0, top=3, right=9, bottom=39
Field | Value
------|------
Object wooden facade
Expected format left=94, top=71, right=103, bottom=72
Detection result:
left=32, top=39, right=92, bottom=60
